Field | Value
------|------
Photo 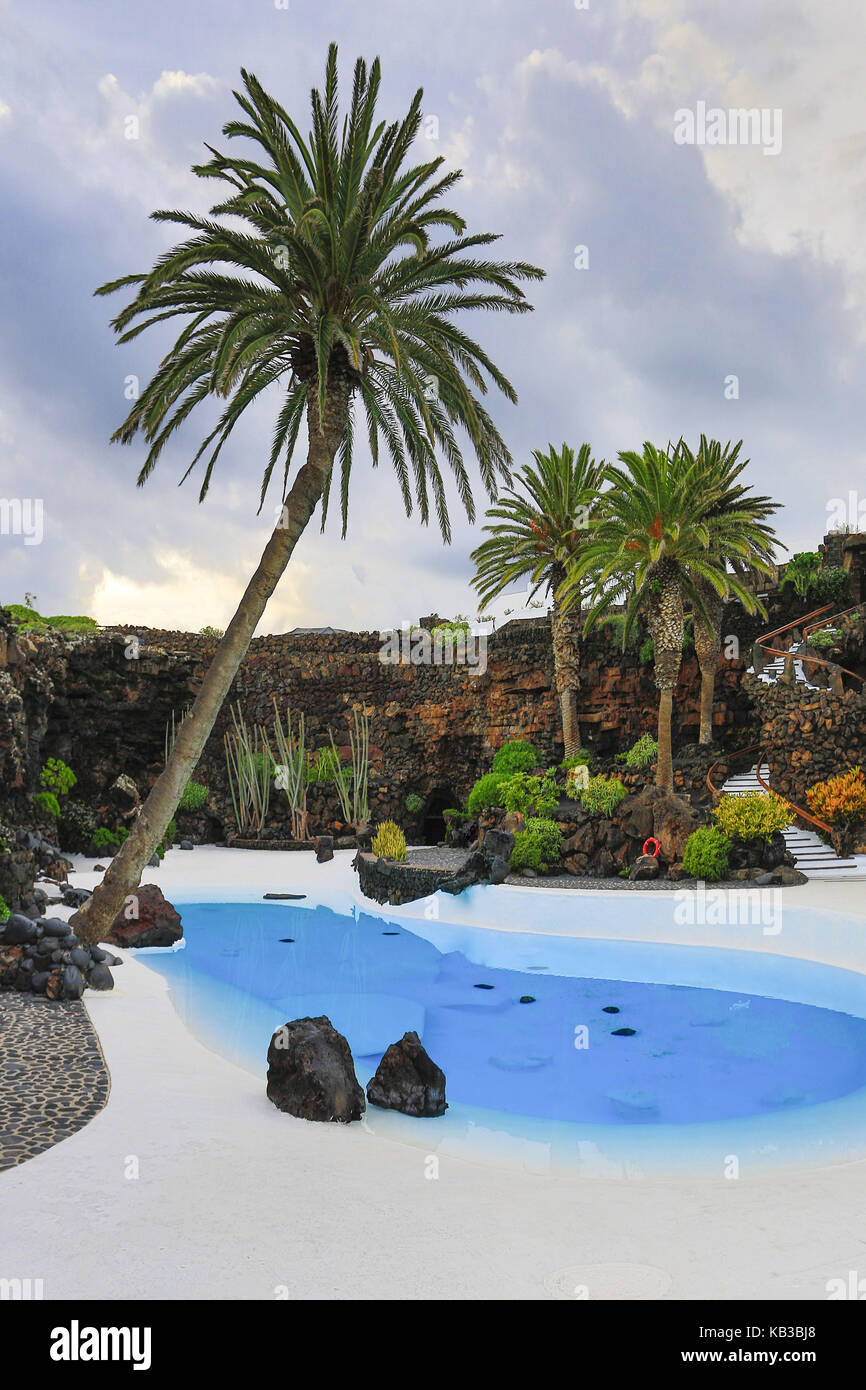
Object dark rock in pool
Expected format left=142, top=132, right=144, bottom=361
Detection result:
left=474, top=982, right=494, bottom=990
left=62, top=887, right=92, bottom=908
left=519, top=995, right=536, bottom=1004
left=602, top=1006, right=620, bottom=1014
left=105, top=883, right=182, bottom=949
left=315, top=834, right=334, bottom=864
left=611, top=1027, right=637, bottom=1036
left=263, top=893, right=307, bottom=900
left=179, top=840, right=194, bottom=851
left=266, top=1015, right=365, bottom=1123
left=366, top=1030, right=447, bottom=1118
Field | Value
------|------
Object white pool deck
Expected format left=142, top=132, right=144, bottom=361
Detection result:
left=2, top=847, right=866, bottom=1301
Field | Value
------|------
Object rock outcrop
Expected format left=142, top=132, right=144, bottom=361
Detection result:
left=366, top=1031, right=447, bottom=1117
left=266, top=1015, right=365, bottom=1122
left=105, top=883, right=182, bottom=948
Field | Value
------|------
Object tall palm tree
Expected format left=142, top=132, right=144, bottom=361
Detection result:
left=558, top=442, right=745, bottom=793
left=683, top=437, right=782, bottom=743
left=71, top=45, right=544, bottom=944
left=470, top=443, right=604, bottom=756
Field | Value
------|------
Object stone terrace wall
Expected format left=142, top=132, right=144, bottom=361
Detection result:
left=745, top=670, right=866, bottom=809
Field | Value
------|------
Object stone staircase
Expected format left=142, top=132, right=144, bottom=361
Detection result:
left=728, top=638, right=861, bottom=875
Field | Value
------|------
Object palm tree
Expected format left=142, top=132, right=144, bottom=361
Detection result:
left=558, top=441, right=747, bottom=793
left=683, top=437, right=782, bottom=743
left=470, top=443, right=604, bottom=755
left=70, top=45, right=544, bottom=944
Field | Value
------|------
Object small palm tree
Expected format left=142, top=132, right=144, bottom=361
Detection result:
left=559, top=441, right=748, bottom=793
left=470, top=443, right=604, bottom=755
left=683, top=437, right=782, bottom=743
left=71, top=45, right=544, bottom=944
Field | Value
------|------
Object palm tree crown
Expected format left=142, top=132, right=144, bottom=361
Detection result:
left=96, top=44, right=544, bottom=538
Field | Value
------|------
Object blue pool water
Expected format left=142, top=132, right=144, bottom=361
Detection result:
left=139, top=901, right=866, bottom=1130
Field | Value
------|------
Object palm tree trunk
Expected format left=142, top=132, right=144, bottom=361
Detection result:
left=70, top=388, right=348, bottom=945
left=647, top=560, right=684, bottom=794
left=551, top=564, right=582, bottom=757
left=693, top=585, right=724, bottom=745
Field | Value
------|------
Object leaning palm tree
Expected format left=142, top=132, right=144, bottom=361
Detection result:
left=558, top=442, right=748, bottom=793
left=470, top=443, right=604, bottom=755
left=683, top=436, right=782, bottom=743
left=70, top=45, right=544, bottom=944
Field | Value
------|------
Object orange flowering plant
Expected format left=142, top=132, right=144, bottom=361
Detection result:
left=806, top=766, right=866, bottom=826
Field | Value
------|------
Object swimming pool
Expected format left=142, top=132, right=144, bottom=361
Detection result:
left=138, top=898, right=866, bottom=1175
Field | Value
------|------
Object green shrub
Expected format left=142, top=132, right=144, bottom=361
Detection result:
left=466, top=772, right=509, bottom=814
left=619, top=734, right=658, bottom=769
left=405, top=793, right=423, bottom=814
left=0, top=894, right=10, bottom=922
left=199, top=624, right=224, bottom=638
left=491, top=740, right=540, bottom=775
left=31, top=791, right=60, bottom=820
left=682, top=827, right=730, bottom=882
left=116, top=827, right=129, bottom=844
left=560, top=750, right=591, bottom=771
left=579, top=775, right=628, bottom=815
left=639, top=636, right=654, bottom=665
left=807, top=627, right=840, bottom=652
left=510, top=817, right=564, bottom=873
left=809, top=566, right=850, bottom=606
left=371, top=820, right=407, bottom=861
left=46, top=615, right=98, bottom=632
left=713, top=791, right=790, bottom=842
left=40, top=757, right=77, bottom=797
left=3, top=604, right=96, bottom=634
left=178, top=781, right=209, bottom=813
left=57, top=799, right=97, bottom=853
left=500, top=770, right=559, bottom=817
left=443, top=808, right=474, bottom=822
left=165, top=818, right=177, bottom=845
left=92, top=826, right=120, bottom=850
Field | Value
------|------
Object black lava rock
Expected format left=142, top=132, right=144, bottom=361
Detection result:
left=87, top=962, right=115, bottom=991
left=266, top=1015, right=365, bottom=1123
left=62, top=887, right=92, bottom=908
left=366, top=1030, right=447, bottom=1118
left=62, top=964, right=85, bottom=1000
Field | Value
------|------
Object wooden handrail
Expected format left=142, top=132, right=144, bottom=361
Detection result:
left=759, top=603, right=835, bottom=646
left=801, top=604, right=864, bottom=641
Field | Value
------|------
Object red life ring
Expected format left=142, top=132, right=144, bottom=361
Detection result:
left=642, top=836, right=661, bottom=858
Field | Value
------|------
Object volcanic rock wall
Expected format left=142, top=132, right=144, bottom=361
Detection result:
left=0, top=604, right=766, bottom=838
